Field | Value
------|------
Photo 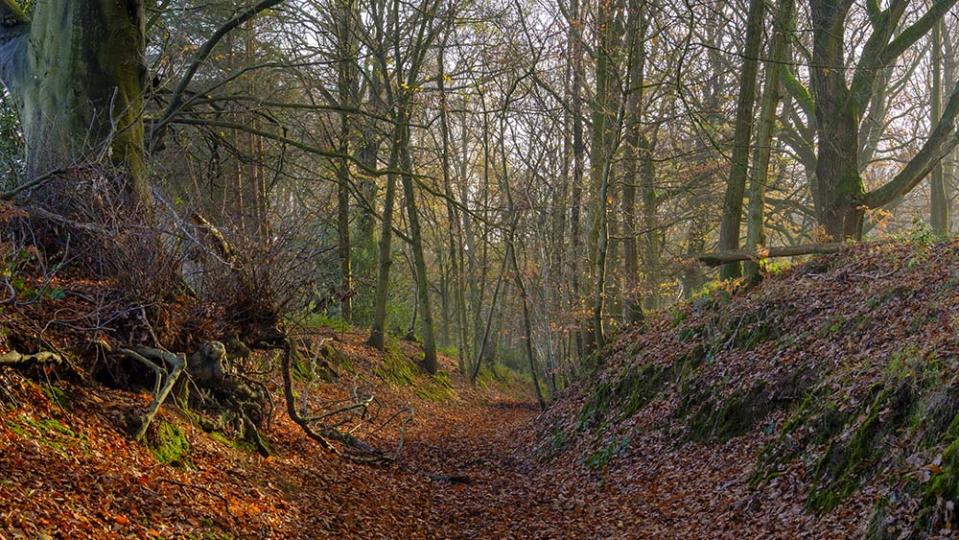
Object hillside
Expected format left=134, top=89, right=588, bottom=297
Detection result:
left=533, top=239, right=959, bottom=539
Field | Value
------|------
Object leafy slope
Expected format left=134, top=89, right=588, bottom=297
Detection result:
left=536, top=239, right=959, bottom=538
left=0, top=333, right=539, bottom=539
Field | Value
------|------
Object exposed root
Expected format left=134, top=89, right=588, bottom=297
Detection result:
left=119, top=347, right=185, bottom=441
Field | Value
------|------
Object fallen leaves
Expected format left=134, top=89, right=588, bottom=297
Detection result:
left=7, top=241, right=959, bottom=538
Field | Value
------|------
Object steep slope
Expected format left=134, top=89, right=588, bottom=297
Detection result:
left=535, top=239, right=959, bottom=538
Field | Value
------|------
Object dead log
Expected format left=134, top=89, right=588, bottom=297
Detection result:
left=697, top=243, right=847, bottom=267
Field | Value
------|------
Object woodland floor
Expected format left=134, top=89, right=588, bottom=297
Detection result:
left=1, top=328, right=865, bottom=539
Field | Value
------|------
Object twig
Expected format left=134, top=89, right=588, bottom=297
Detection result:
left=0, top=167, right=68, bottom=200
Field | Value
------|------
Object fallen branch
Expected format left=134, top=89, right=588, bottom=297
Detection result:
left=0, top=166, right=68, bottom=200
left=697, top=243, right=847, bottom=267
left=280, top=343, right=394, bottom=464
left=0, top=350, right=63, bottom=367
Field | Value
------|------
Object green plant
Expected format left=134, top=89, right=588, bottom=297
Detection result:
left=376, top=341, right=417, bottom=387
left=300, top=313, right=351, bottom=333
left=414, top=372, right=458, bottom=402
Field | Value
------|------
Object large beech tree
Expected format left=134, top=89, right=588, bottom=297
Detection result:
left=0, top=0, right=283, bottom=208
left=0, top=0, right=151, bottom=202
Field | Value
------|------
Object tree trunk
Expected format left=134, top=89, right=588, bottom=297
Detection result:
left=621, top=0, right=647, bottom=324
left=716, top=0, right=764, bottom=279
left=335, top=0, right=355, bottom=321
left=0, top=0, right=151, bottom=204
left=931, top=19, right=951, bottom=235
left=399, top=139, right=438, bottom=374
left=568, top=0, right=586, bottom=359
left=368, top=135, right=401, bottom=350
left=745, top=0, right=795, bottom=279
left=815, top=106, right=864, bottom=239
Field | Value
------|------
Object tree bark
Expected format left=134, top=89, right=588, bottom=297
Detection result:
left=0, top=0, right=151, bottom=204
left=399, top=139, right=438, bottom=374
left=930, top=19, right=951, bottom=235
left=716, top=0, right=764, bottom=279
left=621, top=0, right=647, bottom=324
left=368, top=137, right=400, bottom=351
left=745, top=0, right=795, bottom=279
left=698, top=242, right=846, bottom=266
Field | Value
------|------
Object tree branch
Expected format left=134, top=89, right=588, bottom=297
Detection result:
left=150, top=0, right=286, bottom=143
left=864, top=75, right=959, bottom=208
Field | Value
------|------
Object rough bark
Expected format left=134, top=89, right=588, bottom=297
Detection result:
left=744, top=0, right=795, bottom=279
left=698, top=242, right=846, bottom=266
left=930, top=19, right=951, bottom=235
left=368, top=137, right=401, bottom=351
left=399, top=141, right=438, bottom=374
left=0, top=0, right=151, bottom=204
left=621, top=0, right=647, bottom=324
left=716, top=0, right=764, bottom=279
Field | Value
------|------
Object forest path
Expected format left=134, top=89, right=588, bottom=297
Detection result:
left=289, top=393, right=551, bottom=539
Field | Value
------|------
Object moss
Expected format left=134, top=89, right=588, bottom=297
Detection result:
left=301, top=313, right=351, bottom=333
left=209, top=431, right=233, bottom=446
left=41, top=384, right=70, bottom=409
left=688, top=383, right=770, bottom=442
left=721, top=311, right=780, bottom=351
left=536, top=426, right=568, bottom=462
left=5, top=413, right=85, bottom=456
left=676, top=324, right=702, bottom=341
left=291, top=354, right=316, bottom=382
left=578, top=381, right=614, bottom=432
left=669, top=306, right=687, bottom=327
left=738, top=321, right=776, bottom=350
left=414, top=372, right=458, bottom=402
left=864, top=495, right=895, bottom=540
left=577, top=345, right=708, bottom=437
left=376, top=344, right=417, bottom=387
left=751, top=393, right=814, bottom=487
left=924, top=435, right=959, bottom=499
left=685, top=366, right=814, bottom=444
left=915, top=388, right=959, bottom=444
left=210, top=431, right=260, bottom=454
left=149, top=421, right=190, bottom=466
left=614, top=363, right=669, bottom=421
left=917, top=412, right=959, bottom=530
left=751, top=392, right=855, bottom=490
left=584, top=436, right=631, bottom=470
left=806, top=383, right=913, bottom=512
left=810, top=401, right=850, bottom=445
left=822, top=314, right=846, bottom=336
